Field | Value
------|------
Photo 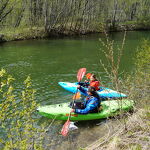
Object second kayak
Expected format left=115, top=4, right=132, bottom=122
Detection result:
left=58, top=82, right=127, bottom=99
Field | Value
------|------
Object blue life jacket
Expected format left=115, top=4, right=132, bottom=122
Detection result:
left=74, top=86, right=101, bottom=114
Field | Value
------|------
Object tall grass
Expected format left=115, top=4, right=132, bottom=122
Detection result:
left=98, top=31, right=126, bottom=92
left=86, top=38, right=150, bottom=150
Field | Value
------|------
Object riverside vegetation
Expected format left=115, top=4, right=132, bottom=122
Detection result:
left=86, top=39, right=150, bottom=150
left=0, top=72, right=45, bottom=149
left=1, top=0, right=150, bottom=41
left=0, top=71, right=57, bottom=149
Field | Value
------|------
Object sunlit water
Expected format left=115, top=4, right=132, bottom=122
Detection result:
left=0, top=31, right=150, bottom=149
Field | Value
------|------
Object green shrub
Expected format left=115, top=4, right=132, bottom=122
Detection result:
left=0, top=69, right=44, bottom=150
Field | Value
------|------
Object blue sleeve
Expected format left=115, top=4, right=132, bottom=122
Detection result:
left=75, top=98, right=98, bottom=114
left=75, top=105, right=91, bottom=114
left=78, top=82, right=85, bottom=86
left=78, top=82, right=89, bottom=86
left=78, top=86, right=88, bottom=96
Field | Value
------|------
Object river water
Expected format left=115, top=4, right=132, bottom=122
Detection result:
left=0, top=31, right=150, bottom=149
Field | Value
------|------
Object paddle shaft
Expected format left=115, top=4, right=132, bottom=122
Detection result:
left=61, top=68, right=86, bottom=136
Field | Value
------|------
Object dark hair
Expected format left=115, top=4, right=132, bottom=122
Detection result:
left=91, top=74, right=98, bottom=81
left=91, top=74, right=96, bottom=78
left=88, top=86, right=96, bottom=95
left=88, top=86, right=100, bottom=100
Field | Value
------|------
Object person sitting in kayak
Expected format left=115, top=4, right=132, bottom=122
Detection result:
left=78, top=73, right=100, bottom=91
left=71, top=85, right=101, bottom=114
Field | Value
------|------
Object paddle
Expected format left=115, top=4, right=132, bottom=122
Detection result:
left=72, top=67, right=87, bottom=100
left=72, top=91, right=81, bottom=100
left=61, top=68, right=86, bottom=136
left=77, top=68, right=87, bottom=82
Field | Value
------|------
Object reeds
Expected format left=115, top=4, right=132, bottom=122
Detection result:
left=98, top=31, right=126, bottom=91
left=86, top=35, right=150, bottom=150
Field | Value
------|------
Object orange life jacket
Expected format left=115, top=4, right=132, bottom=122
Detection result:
left=90, top=80, right=100, bottom=91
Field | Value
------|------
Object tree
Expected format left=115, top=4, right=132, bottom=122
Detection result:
left=0, top=0, right=13, bottom=23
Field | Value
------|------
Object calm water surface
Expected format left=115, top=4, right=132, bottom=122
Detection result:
left=0, top=31, right=150, bottom=149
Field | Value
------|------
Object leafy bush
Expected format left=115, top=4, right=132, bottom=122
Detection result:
left=0, top=69, right=44, bottom=150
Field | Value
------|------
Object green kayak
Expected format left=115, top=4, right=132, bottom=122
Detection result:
left=37, top=99, right=134, bottom=121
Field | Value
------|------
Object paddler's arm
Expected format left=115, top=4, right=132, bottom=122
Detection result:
left=71, top=98, right=99, bottom=114
left=70, top=108, right=90, bottom=114
left=74, top=106, right=91, bottom=114
left=78, top=81, right=89, bottom=87
left=77, top=85, right=88, bottom=96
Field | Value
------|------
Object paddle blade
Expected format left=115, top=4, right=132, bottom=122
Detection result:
left=72, top=92, right=81, bottom=100
left=86, top=73, right=92, bottom=79
left=61, top=120, right=70, bottom=136
left=77, top=68, right=86, bottom=82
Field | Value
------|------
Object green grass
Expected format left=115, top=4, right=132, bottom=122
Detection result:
left=0, top=27, right=48, bottom=41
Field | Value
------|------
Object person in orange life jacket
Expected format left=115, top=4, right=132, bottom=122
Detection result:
left=78, top=74, right=100, bottom=91
left=71, top=85, right=101, bottom=114
left=89, top=74, right=100, bottom=91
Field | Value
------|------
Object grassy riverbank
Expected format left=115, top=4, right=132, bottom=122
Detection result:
left=0, top=22, right=150, bottom=42
left=85, top=40, right=150, bottom=150
left=86, top=108, right=150, bottom=150
left=0, top=27, right=48, bottom=42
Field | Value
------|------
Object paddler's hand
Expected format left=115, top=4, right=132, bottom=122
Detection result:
left=71, top=109, right=75, bottom=113
left=77, top=85, right=81, bottom=89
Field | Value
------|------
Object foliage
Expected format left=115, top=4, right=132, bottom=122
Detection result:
left=123, top=40, right=150, bottom=149
left=0, top=27, right=46, bottom=41
left=98, top=31, right=126, bottom=90
left=136, top=16, right=150, bottom=29
left=0, top=0, right=150, bottom=40
left=135, top=40, right=150, bottom=70
left=86, top=39, right=150, bottom=150
left=124, top=40, right=150, bottom=106
left=0, top=69, right=45, bottom=150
